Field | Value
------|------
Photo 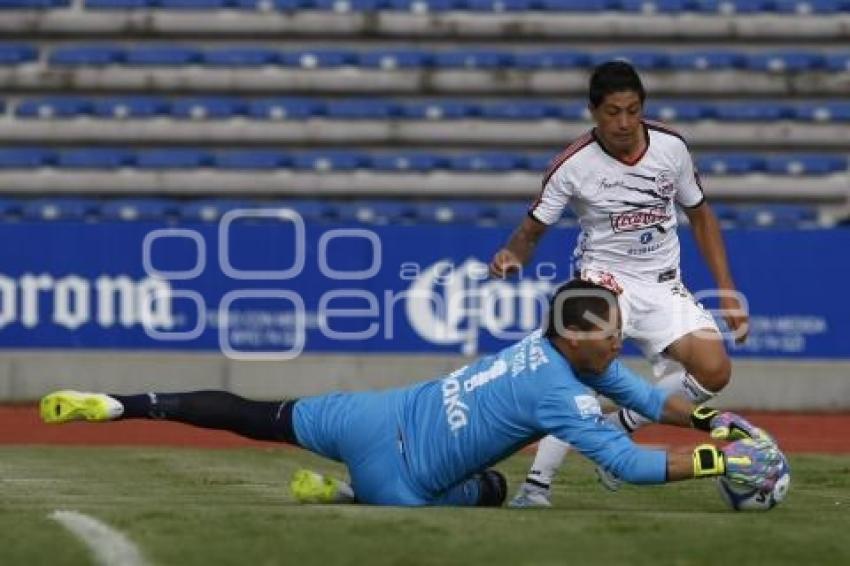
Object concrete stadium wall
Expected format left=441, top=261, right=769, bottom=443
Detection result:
left=1, top=351, right=849, bottom=411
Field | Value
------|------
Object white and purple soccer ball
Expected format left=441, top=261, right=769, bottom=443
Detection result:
left=716, top=455, right=791, bottom=511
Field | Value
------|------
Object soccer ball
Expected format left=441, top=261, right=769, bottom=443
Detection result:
left=716, top=456, right=791, bottom=511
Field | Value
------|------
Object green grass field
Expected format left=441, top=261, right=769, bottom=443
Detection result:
left=1, top=446, right=848, bottom=566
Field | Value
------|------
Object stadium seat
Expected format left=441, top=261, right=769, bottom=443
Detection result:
left=0, top=147, right=55, bottom=168
left=537, top=0, right=612, bottom=11
left=312, top=0, right=390, bottom=11
left=764, top=154, right=847, bottom=175
left=669, top=50, right=746, bottom=70
left=713, top=103, right=793, bottom=121
left=178, top=199, right=261, bottom=222
left=773, top=0, right=846, bottom=14
left=202, top=48, right=280, bottom=67
left=124, top=46, right=202, bottom=66
left=433, top=50, right=513, bottom=69
left=412, top=201, right=483, bottom=224
left=325, top=99, right=402, bottom=118
left=448, top=152, right=525, bottom=171
left=691, top=0, right=766, bottom=14
left=20, top=198, right=101, bottom=221
left=274, top=199, right=341, bottom=223
left=0, top=198, right=23, bottom=220
left=463, top=0, right=535, bottom=12
left=92, top=97, right=170, bottom=118
left=513, top=50, right=591, bottom=70
left=279, top=50, right=356, bottom=68
left=358, top=49, right=434, bottom=70
left=794, top=102, right=850, bottom=122
left=49, top=45, right=123, bottom=66
left=736, top=204, right=820, bottom=228
left=385, top=0, right=460, bottom=13
left=247, top=98, right=325, bottom=119
left=84, top=0, right=153, bottom=7
left=825, top=53, right=850, bottom=72
left=291, top=151, right=367, bottom=170
left=400, top=100, right=477, bottom=119
left=645, top=101, right=711, bottom=121
left=746, top=51, right=825, bottom=72
left=0, top=0, right=70, bottom=7
left=170, top=97, right=248, bottom=119
left=56, top=148, right=133, bottom=168
left=135, top=148, right=213, bottom=168
left=100, top=198, right=180, bottom=222
left=527, top=154, right=556, bottom=172
left=696, top=154, right=765, bottom=174
left=369, top=152, right=448, bottom=171
left=590, top=50, right=669, bottom=70
left=157, top=0, right=233, bottom=8
left=213, top=150, right=290, bottom=169
left=336, top=200, right=419, bottom=224
left=553, top=102, right=590, bottom=120
left=480, top=101, right=560, bottom=120
left=619, top=0, right=692, bottom=13
left=15, top=97, right=94, bottom=118
left=0, top=43, right=37, bottom=65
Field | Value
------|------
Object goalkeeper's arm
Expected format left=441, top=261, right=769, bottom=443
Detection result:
left=658, top=394, right=767, bottom=442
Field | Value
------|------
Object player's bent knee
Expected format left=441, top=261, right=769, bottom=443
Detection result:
left=476, top=469, right=507, bottom=507
left=694, top=356, right=732, bottom=393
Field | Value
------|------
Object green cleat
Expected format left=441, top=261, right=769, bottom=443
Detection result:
left=40, top=390, right=124, bottom=424
left=289, top=469, right=355, bottom=504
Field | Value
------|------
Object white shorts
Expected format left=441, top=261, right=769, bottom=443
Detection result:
left=581, top=267, right=719, bottom=378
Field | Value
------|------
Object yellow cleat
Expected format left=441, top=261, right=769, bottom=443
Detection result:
left=289, top=469, right=355, bottom=504
left=40, top=390, right=124, bottom=424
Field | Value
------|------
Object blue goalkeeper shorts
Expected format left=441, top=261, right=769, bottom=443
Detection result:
left=292, top=390, right=482, bottom=506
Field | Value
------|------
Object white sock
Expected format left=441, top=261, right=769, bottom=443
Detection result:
left=609, top=370, right=716, bottom=433
left=525, top=435, right=571, bottom=488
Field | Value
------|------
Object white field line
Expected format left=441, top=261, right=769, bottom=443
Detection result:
left=49, top=510, right=149, bottom=566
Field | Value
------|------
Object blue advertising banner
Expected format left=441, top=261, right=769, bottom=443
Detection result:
left=0, top=214, right=847, bottom=358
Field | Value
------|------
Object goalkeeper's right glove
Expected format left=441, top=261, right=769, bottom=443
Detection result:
left=692, top=438, right=783, bottom=492
left=690, top=406, right=774, bottom=443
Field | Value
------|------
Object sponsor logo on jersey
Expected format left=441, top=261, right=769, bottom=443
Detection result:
left=609, top=205, right=671, bottom=233
left=655, top=169, right=676, bottom=197
left=573, top=394, right=602, bottom=418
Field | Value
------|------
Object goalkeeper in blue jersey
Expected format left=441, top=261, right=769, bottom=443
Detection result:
left=40, top=279, right=783, bottom=507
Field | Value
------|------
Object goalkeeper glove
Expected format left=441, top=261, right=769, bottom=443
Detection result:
left=690, top=406, right=773, bottom=443
left=692, top=438, right=784, bottom=491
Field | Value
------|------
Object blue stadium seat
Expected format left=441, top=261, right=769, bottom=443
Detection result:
left=214, top=150, right=290, bottom=169
left=313, top=0, right=391, bottom=11
left=0, top=43, right=37, bottom=65
left=280, top=50, right=355, bottom=68
left=537, top=0, right=611, bottom=11
left=448, top=152, right=525, bottom=171
left=170, top=97, right=247, bottom=119
left=358, top=49, right=433, bottom=69
left=669, top=50, right=746, bottom=70
left=49, top=45, right=122, bottom=66
left=400, top=100, right=476, bottom=119
left=773, top=0, right=846, bottom=14
left=696, top=154, right=765, bottom=174
left=713, top=103, right=793, bottom=121
left=336, top=200, right=419, bottom=224
left=412, top=201, right=482, bottom=224
left=16, top=97, right=94, bottom=118
left=480, top=101, right=559, bottom=119
left=0, top=0, right=70, bottom=7
left=764, top=154, right=847, bottom=175
left=691, top=0, right=766, bottom=14
left=825, top=53, right=850, bottom=72
left=0, top=147, right=54, bottom=167
left=463, top=0, right=535, bottom=11
left=645, top=101, right=711, bottom=121
left=202, top=48, right=280, bottom=67
left=619, top=0, right=692, bottom=13
left=247, top=97, right=325, bottom=119
left=369, top=152, right=448, bottom=171
left=746, top=51, right=825, bottom=72
left=590, top=50, right=669, bottom=70
left=92, top=96, right=170, bottom=118
left=21, top=198, right=101, bottom=221
left=433, top=50, right=513, bottom=69
left=513, top=50, right=591, bottom=70
left=269, top=0, right=302, bottom=10
left=158, top=0, right=233, bottom=7
left=124, top=46, right=202, bottom=66
left=553, top=102, right=590, bottom=120
left=101, top=198, right=180, bottom=221
left=135, top=148, right=213, bottom=168
left=179, top=199, right=261, bottom=222
left=794, top=102, right=850, bottom=122
left=527, top=153, right=555, bottom=172
left=385, top=0, right=460, bottom=12
left=84, top=0, right=152, bottom=7
left=274, top=199, right=341, bottom=223
left=326, top=99, right=401, bottom=118
left=291, top=150, right=367, bottom=170
left=0, top=198, right=23, bottom=218
left=736, top=204, right=819, bottom=228
left=56, top=148, right=133, bottom=168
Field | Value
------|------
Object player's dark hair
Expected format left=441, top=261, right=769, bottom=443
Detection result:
left=588, top=61, right=646, bottom=108
left=544, top=279, right=617, bottom=338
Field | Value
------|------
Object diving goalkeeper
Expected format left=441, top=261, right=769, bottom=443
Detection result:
left=40, top=280, right=783, bottom=507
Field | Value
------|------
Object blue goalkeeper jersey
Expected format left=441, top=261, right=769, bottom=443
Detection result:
left=396, top=330, right=671, bottom=497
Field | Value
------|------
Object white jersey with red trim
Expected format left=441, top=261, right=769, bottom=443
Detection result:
left=529, top=121, right=705, bottom=280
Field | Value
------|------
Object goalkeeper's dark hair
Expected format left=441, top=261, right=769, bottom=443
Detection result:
left=544, top=279, right=617, bottom=339
left=589, top=60, right=646, bottom=108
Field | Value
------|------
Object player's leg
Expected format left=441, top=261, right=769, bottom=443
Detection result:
left=41, top=389, right=300, bottom=444
left=431, top=469, right=507, bottom=507
left=508, top=435, right=569, bottom=507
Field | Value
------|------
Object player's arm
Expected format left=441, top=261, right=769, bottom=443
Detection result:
left=489, top=215, right=549, bottom=278
left=684, top=202, right=748, bottom=344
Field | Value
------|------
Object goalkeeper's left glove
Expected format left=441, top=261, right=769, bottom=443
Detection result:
left=690, top=406, right=774, bottom=443
left=692, top=438, right=783, bottom=492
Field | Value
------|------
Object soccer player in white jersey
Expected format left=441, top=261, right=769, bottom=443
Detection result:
left=490, top=61, right=749, bottom=507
